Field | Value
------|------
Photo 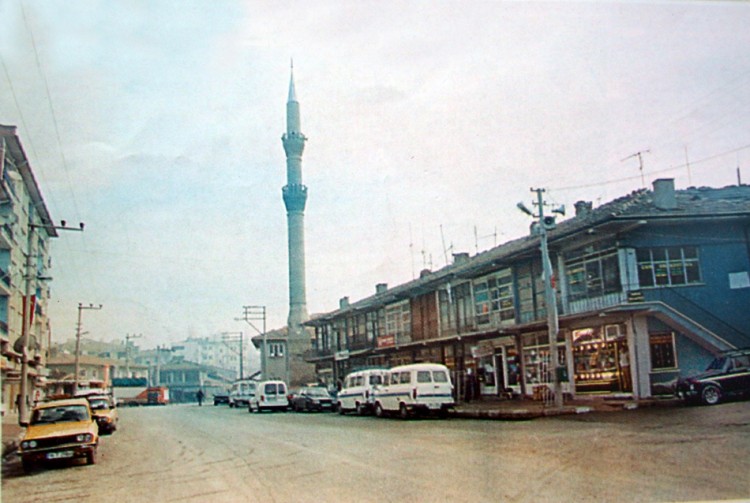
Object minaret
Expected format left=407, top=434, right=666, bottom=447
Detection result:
left=281, top=63, right=310, bottom=382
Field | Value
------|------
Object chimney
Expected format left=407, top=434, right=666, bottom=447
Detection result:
left=574, top=200, right=593, bottom=217
left=419, top=269, right=431, bottom=278
left=375, top=283, right=388, bottom=294
left=339, top=296, right=349, bottom=309
left=452, top=252, right=470, bottom=265
left=653, top=178, right=677, bottom=210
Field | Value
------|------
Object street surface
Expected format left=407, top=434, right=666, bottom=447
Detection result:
left=2, top=401, right=749, bottom=502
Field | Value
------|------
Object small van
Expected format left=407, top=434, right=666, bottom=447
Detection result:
left=228, top=380, right=256, bottom=408
left=373, top=363, right=454, bottom=419
left=337, top=368, right=388, bottom=415
left=249, top=380, right=289, bottom=412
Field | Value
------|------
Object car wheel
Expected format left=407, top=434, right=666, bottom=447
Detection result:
left=21, top=458, right=35, bottom=473
left=338, top=403, right=345, bottom=415
left=87, top=448, right=97, bottom=465
left=399, top=403, right=410, bottom=420
left=375, top=402, right=385, bottom=418
left=356, top=402, right=365, bottom=416
left=701, top=385, right=722, bottom=405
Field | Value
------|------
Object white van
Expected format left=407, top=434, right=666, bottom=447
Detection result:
left=373, top=363, right=454, bottom=419
left=228, top=380, right=256, bottom=408
left=249, top=380, right=289, bottom=413
left=337, top=368, right=388, bottom=415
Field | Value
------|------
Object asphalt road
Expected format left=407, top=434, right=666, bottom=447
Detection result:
left=2, top=401, right=749, bottom=502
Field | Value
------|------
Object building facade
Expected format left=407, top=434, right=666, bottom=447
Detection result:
left=0, top=125, right=57, bottom=416
left=170, top=334, right=251, bottom=380
left=305, top=179, right=750, bottom=402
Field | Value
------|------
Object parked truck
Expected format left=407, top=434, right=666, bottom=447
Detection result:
left=112, top=378, right=170, bottom=406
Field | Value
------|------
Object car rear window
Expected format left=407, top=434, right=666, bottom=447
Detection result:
left=369, top=375, right=382, bottom=385
left=417, top=371, right=432, bottom=383
left=433, top=371, right=449, bottom=383
left=264, top=384, right=277, bottom=395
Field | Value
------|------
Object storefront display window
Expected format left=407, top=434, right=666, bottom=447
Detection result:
left=573, top=325, right=631, bottom=393
left=522, top=332, right=565, bottom=388
left=650, top=332, right=677, bottom=370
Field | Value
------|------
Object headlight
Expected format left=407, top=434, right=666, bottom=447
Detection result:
left=21, top=440, right=37, bottom=449
left=76, top=434, right=93, bottom=443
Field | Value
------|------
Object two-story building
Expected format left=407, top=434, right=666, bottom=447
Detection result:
left=0, top=125, right=57, bottom=415
left=305, top=179, right=750, bottom=402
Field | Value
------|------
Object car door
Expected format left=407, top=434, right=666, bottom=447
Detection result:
left=725, top=355, right=750, bottom=396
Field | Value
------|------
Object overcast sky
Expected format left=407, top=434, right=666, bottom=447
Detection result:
left=1, top=1, right=749, bottom=356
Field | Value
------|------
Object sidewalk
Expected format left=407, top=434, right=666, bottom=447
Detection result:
left=2, top=411, right=25, bottom=458
left=452, top=396, right=680, bottom=420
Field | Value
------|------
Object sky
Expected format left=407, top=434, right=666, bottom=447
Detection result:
left=1, top=1, right=749, bottom=357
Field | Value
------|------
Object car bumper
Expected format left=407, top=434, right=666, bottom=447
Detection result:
left=20, top=443, right=97, bottom=463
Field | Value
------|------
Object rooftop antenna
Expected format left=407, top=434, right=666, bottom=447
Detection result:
left=409, top=223, right=415, bottom=279
left=621, top=150, right=650, bottom=188
left=685, top=146, right=693, bottom=186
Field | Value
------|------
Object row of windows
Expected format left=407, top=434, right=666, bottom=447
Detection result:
left=314, top=246, right=703, bottom=350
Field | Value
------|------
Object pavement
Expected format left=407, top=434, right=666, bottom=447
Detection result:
left=2, top=411, right=25, bottom=459
left=452, top=395, right=681, bottom=420
left=0, top=397, right=679, bottom=458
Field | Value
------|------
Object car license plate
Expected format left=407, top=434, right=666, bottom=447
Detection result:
left=428, top=403, right=440, bottom=410
left=47, top=451, right=74, bottom=460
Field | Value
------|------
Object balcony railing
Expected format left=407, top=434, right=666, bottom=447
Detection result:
left=567, top=291, right=627, bottom=315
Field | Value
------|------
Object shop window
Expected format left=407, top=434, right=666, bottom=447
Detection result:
left=650, top=332, right=677, bottom=370
left=473, top=269, right=515, bottom=325
left=522, top=332, right=565, bottom=386
left=566, top=247, right=621, bottom=301
left=637, top=247, right=701, bottom=288
left=573, top=326, right=630, bottom=393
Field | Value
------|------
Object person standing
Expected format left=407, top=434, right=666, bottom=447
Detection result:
left=196, top=389, right=204, bottom=407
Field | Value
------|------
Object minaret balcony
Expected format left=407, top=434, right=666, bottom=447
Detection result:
left=282, top=132, right=306, bottom=157
left=283, top=184, right=308, bottom=212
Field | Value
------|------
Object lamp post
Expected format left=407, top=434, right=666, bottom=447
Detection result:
left=238, top=306, right=266, bottom=379
left=221, top=332, right=244, bottom=380
left=518, top=189, right=565, bottom=408
left=18, top=220, right=84, bottom=425
left=73, top=303, right=103, bottom=395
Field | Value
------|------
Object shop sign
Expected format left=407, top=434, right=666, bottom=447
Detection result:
left=334, top=350, right=350, bottom=361
left=627, top=290, right=644, bottom=302
left=377, top=334, right=396, bottom=348
left=471, top=344, right=494, bottom=358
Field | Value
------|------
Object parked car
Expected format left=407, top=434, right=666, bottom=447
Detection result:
left=290, top=386, right=334, bottom=412
left=373, top=363, right=455, bottom=419
left=18, top=398, right=99, bottom=473
left=229, top=380, right=256, bottom=408
left=675, top=348, right=750, bottom=405
left=85, top=395, right=118, bottom=434
left=213, top=392, right=230, bottom=406
left=337, top=368, right=388, bottom=415
left=249, top=380, right=289, bottom=412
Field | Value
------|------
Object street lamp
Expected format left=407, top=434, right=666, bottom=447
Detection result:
left=72, top=303, right=103, bottom=395
left=237, top=306, right=266, bottom=379
left=518, top=189, right=565, bottom=408
left=221, top=332, right=245, bottom=380
left=18, top=220, right=84, bottom=425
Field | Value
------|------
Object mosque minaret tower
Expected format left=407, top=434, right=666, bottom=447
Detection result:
left=281, top=64, right=314, bottom=386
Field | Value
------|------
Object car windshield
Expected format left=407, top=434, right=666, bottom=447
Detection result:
left=706, top=357, right=727, bottom=371
left=31, top=405, right=89, bottom=425
left=306, top=388, right=329, bottom=397
left=88, top=399, right=109, bottom=410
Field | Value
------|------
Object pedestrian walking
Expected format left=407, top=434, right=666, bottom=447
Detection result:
left=196, top=389, right=204, bottom=407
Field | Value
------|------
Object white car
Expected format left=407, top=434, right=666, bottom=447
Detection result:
left=337, top=368, right=388, bottom=415
left=249, top=380, right=289, bottom=412
left=373, top=363, right=454, bottom=419
left=229, top=380, right=256, bottom=408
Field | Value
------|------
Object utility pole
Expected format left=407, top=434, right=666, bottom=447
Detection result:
left=73, top=303, right=103, bottom=395
left=124, top=333, right=142, bottom=378
left=221, top=332, right=244, bottom=380
left=239, top=306, right=266, bottom=379
left=18, top=220, right=84, bottom=425
left=517, top=189, right=565, bottom=408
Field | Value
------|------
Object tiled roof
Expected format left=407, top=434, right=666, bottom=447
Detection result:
left=306, top=183, right=750, bottom=321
